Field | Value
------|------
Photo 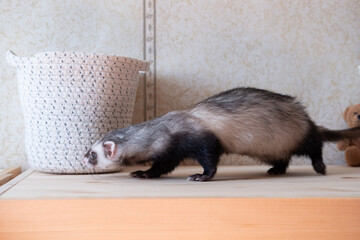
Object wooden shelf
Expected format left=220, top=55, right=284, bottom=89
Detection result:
left=0, top=167, right=22, bottom=187
left=0, top=165, right=360, bottom=239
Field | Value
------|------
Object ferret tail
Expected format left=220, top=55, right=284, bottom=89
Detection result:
left=318, top=126, right=360, bottom=142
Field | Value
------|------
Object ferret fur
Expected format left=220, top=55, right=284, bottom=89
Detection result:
left=83, top=87, right=360, bottom=181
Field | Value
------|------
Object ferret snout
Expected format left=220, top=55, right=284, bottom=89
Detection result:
left=89, top=158, right=97, bottom=165
left=82, top=157, right=90, bottom=165
left=83, top=157, right=97, bottom=166
left=83, top=150, right=99, bottom=167
left=82, top=156, right=97, bottom=167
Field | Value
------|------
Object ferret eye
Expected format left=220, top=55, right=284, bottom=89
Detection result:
left=91, top=152, right=97, bottom=160
left=354, top=112, right=358, bottom=115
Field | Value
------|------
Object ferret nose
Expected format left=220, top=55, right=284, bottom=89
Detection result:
left=82, top=157, right=88, bottom=164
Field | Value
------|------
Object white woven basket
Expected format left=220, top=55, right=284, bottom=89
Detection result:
left=7, top=50, right=150, bottom=174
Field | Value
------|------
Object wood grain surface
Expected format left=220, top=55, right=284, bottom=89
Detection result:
left=0, top=166, right=359, bottom=240
left=0, top=198, right=359, bottom=240
left=1, top=166, right=360, bottom=199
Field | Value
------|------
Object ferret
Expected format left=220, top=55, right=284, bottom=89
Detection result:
left=83, top=87, right=360, bottom=181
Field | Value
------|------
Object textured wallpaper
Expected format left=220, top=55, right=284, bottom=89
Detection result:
left=0, top=0, right=144, bottom=169
left=1, top=0, right=360, bottom=169
left=156, top=0, right=360, bottom=165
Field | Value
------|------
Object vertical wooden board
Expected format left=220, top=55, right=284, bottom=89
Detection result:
left=144, top=0, right=156, bottom=120
left=0, top=174, right=12, bottom=186
left=0, top=169, right=33, bottom=195
left=1, top=167, right=22, bottom=176
left=0, top=198, right=359, bottom=240
left=0, top=167, right=22, bottom=186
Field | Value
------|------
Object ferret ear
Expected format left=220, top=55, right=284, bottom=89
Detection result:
left=343, top=106, right=351, bottom=120
left=103, top=141, right=116, bottom=159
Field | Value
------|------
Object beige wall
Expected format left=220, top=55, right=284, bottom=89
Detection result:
left=155, top=0, right=360, bottom=165
left=0, top=0, right=144, bottom=169
left=1, top=0, right=359, bottom=169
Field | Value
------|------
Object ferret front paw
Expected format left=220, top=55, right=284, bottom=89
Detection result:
left=187, top=173, right=212, bottom=182
left=130, top=170, right=150, bottom=178
left=267, top=167, right=287, bottom=175
left=130, top=170, right=160, bottom=179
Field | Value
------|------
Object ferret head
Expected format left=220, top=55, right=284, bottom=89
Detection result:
left=82, top=124, right=167, bottom=169
left=343, top=104, right=360, bottom=128
left=82, top=139, right=124, bottom=170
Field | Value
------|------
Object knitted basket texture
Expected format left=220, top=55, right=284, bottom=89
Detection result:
left=7, top=50, right=150, bottom=174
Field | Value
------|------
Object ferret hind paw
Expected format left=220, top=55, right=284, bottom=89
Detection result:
left=187, top=173, right=212, bottom=182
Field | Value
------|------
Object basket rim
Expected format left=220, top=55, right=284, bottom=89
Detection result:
left=7, top=50, right=152, bottom=71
